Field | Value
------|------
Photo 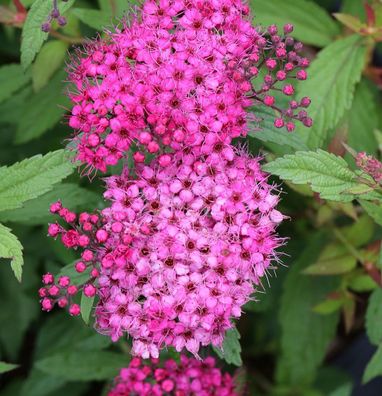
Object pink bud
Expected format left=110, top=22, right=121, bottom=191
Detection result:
left=88, top=134, right=100, bottom=147
left=283, top=84, right=294, bottom=96
left=48, top=285, right=60, bottom=297
left=91, top=268, right=100, bottom=278
left=158, top=154, right=172, bottom=167
left=263, top=95, right=275, bottom=107
left=274, top=118, right=284, bottom=128
left=300, top=97, right=311, bottom=107
left=276, top=70, right=286, bottom=81
left=69, top=304, right=81, bottom=316
left=78, top=234, right=90, bottom=247
left=42, top=273, right=54, bottom=285
left=48, top=223, right=60, bottom=237
left=284, top=23, right=294, bottom=34
left=286, top=122, right=295, bottom=132
left=96, top=229, right=109, bottom=243
left=83, top=284, right=97, bottom=297
left=58, top=276, right=70, bottom=287
left=133, top=151, right=145, bottom=163
left=58, top=297, right=68, bottom=308
left=41, top=297, right=53, bottom=311
left=50, top=201, right=62, bottom=213
left=39, top=287, right=47, bottom=297
left=82, top=249, right=94, bottom=262
left=296, top=70, right=307, bottom=80
left=67, top=285, right=78, bottom=296
left=75, top=261, right=87, bottom=273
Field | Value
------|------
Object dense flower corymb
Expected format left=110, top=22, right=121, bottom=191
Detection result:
left=108, top=355, right=238, bottom=396
left=67, top=0, right=311, bottom=172
left=40, top=147, right=284, bottom=358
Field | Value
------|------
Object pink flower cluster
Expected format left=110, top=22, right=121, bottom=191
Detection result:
left=356, top=151, right=382, bottom=184
left=67, top=0, right=311, bottom=172
left=108, top=355, right=237, bottom=396
left=41, top=147, right=283, bottom=358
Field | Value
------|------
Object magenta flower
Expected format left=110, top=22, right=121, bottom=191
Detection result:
left=67, top=0, right=311, bottom=172
left=40, top=147, right=284, bottom=358
left=108, top=355, right=238, bottom=396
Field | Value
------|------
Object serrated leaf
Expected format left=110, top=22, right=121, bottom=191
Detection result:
left=263, top=150, right=359, bottom=201
left=250, top=0, right=340, bottom=47
left=344, top=184, right=374, bottom=195
left=277, top=233, right=340, bottom=385
left=0, top=150, right=74, bottom=212
left=366, top=288, right=382, bottom=345
left=0, top=64, right=30, bottom=104
left=32, top=41, right=68, bottom=92
left=35, top=351, right=128, bottom=381
left=295, top=35, right=367, bottom=149
left=21, top=0, right=75, bottom=69
left=0, top=183, right=99, bottom=225
left=71, top=8, right=111, bottom=30
left=15, top=70, right=69, bottom=143
left=213, top=327, right=242, bottom=367
left=359, top=200, right=382, bottom=226
left=347, top=80, right=378, bottom=155
left=248, top=106, right=309, bottom=152
left=363, top=343, right=382, bottom=383
left=0, top=361, right=19, bottom=374
left=0, top=223, right=24, bottom=281
left=80, top=293, right=95, bottom=325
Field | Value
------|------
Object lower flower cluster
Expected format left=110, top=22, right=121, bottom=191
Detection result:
left=40, top=146, right=283, bottom=358
left=108, top=355, right=238, bottom=396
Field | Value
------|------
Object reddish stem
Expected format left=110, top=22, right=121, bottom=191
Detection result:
left=13, top=0, right=26, bottom=13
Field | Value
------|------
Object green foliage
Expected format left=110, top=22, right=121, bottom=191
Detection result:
left=15, top=70, right=70, bottom=143
left=0, top=361, right=19, bottom=374
left=250, top=0, right=340, bottom=47
left=366, top=288, right=382, bottom=346
left=295, top=35, right=367, bottom=149
left=0, top=183, right=100, bottom=225
left=21, top=0, right=75, bottom=69
left=72, top=8, right=112, bottom=30
left=363, top=344, right=382, bottom=384
left=277, top=234, right=340, bottom=386
left=0, top=224, right=23, bottom=281
left=32, top=41, right=68, bottom=92
left=0, top=64, right=30, bottom=104
left=213, top=327, right=242, bottom=367
left=35, top=351, right=129, bottom=381
left=80, top=293, right=95, bottom=325
left=263, top=150, right=361, bottom=201
left=0, top=150, right=74, bottom=212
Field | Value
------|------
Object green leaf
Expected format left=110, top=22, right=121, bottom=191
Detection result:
left=250, top=0, right=340, bottom=47
left=333, top=13, right=365, bottom=32
left=15, top=70, right=70, bottom=143
left=21, top=0, right=74, bottom=69
left=341, top=214, right=374, bottom=248
left=0, top=223, right=24, bottom=281
left=71, top=8, right=111, bottom=30
left=363, top=343, right=382, bottom=383
left=0, top=64, right=30, bottom=104
left=348, top=274, right=377, bottom=292
left=35, top=351, right=129, bottom=381
left=0, top=361, right=19, bottom=374
left=32, top=41, right=68, bottom=92
left=213, top=327, right=242, bottom=367
left=57, top=262, right=91, bottom=285
left=80, top=293, right=95, bottom=325
left=248, top=106, right=309, bottom=152
left=360, top=200, right=382, bottom=226
left=295, top=35, right=367, bottom=149
left=313, top=298, right=345, bottom=314
left=277, top=233, right=340, bottom=385
left=347, top=80, right=378, bottom=155
left=0, top=183, right=100, bottom=225
left=0, top=150, right=74, bottom=212
left=366, top=288, right=382, bottom=345
left=263, top=150, right=359, bottom=201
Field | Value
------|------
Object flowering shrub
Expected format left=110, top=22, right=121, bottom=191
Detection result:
left=2, top=1, right=382, bottom=396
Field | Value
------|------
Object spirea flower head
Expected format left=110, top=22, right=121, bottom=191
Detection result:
left=356, top=151, right=382, bottom=184
left=40, top=147, right=284, bottom=359
left=67, top=0, right=311, bottom=172
left=108, top=355, right=238, bottom=396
